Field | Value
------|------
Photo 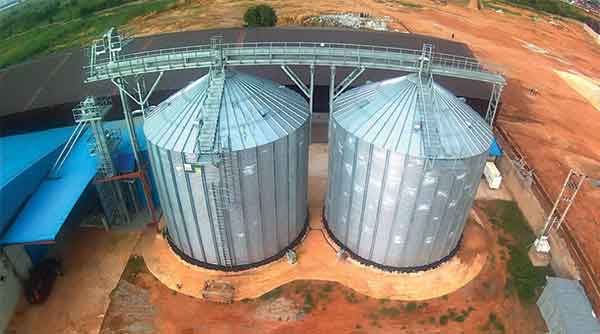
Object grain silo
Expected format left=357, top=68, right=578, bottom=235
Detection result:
left=325, top=74, right=493, bottom=271
left=144, top=70, right=310, bottom=270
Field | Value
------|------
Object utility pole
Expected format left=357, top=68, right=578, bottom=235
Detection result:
left=530, top=168, right=600, bottom=265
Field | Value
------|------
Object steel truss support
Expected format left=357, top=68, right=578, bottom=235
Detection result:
left=96, top=169, right=159, bottom=229
left=328, top=65, right=366, bottom=135
left=280, top=65, right=315, bottom=114
left=540, top=169, right=586, bottom=237
left=333, top=67, right=365, bottom=100
left=111, top=72, right=164, bottom=117
left=485, top=83, right=503, bottom=127
left=281, top=65, right=315, bottom=143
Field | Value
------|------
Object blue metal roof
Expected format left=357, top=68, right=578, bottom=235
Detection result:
left=0, top=127, right=73, bottom=232
left=0, top=129, right=97, bottom=245
left=0, top=119, right=146, bottom=245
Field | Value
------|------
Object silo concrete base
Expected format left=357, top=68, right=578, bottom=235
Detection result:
left=164, top=219, right=309, bottom=272
left=321, top=207, right=462, bottom=273
left=139, top=208, right=489, bottom=302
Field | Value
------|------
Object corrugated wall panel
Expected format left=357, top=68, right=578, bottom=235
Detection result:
left=326, top=74, right=493, bottom=270
left=144, top=71, right=310, bottom=269
left=327, top=132, right=488, bottom=268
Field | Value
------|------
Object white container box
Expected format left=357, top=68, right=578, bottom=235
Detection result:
left=484, top=161, right=502, bottom=190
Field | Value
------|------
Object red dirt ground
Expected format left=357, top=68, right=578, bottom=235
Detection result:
left=101, top=203, right=546, bottom=334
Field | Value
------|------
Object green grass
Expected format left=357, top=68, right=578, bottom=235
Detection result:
left=293, top=280, right=310, bottom=294
left=302, top=291, right=315, bottom=313
left=482, top=1, right=523, bottom=15
left=395, top=0, right=423, bottom=8
left=378, top=306, right=401, bottom=318
left=479, top=312, right=506, bottom=333
left=121, top=255, right=147, bottom=283
left=491, top=0, right=590, bottom=21
left=479, top=200, right=552, bottom=303
left=344, top=290, right=360, bottom=303
left=447, top=0, right=471, bottom=6
left=260, top=286, right=283, bottom=300
left=0, top=0, right=177, bottom=69
left=405, top=302, right=418, bottom=312
left=321, top=283, right=334, bottom=293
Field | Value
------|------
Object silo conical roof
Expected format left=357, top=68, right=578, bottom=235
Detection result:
left=144, top=70, right=310, bottom=153
left=333, top=74, right=493, bottom=159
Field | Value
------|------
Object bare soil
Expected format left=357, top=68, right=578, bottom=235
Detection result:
left=6, top=229, right=140, bottom=334
left=102, top=203, right=546, bottom=334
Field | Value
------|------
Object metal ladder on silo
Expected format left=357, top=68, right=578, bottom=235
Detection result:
left=211, top=181, right=233, bottom=267
left=417, top=44, right=441, bottom=170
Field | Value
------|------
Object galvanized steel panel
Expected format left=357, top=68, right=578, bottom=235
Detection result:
left=326, top=74, right=492, bottom=269
left=144, top=70, right=310, bottom=267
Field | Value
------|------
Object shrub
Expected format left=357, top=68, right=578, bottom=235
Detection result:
left=494, top=0, right=589, bottom=22
left=303, top=291, right=315, bottom=313
left=260, top=286, right=282, bottom=300
left=379, top=306, right=401, bottom=318
left=243, top=4, right=277, bottom=27
left=405, top=302, right=417, bottom=312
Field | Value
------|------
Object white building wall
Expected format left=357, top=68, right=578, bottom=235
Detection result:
left=0, top=246, right=31, bottom=333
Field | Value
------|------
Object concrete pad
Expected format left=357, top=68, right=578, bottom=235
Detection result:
left=140, top=209, right=489, bottom=301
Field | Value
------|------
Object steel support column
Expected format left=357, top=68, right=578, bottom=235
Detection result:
left=329, top=65, right=336, bottom=142
left=96, top=169, right=159, bottom=228
left=116, top=78, right=142, bottom=166
left=309, top=64, right=315, bottom=114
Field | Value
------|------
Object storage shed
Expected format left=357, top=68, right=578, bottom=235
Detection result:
left=537, top=277, right=600, bottom=334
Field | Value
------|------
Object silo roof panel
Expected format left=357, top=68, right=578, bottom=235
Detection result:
left=333, top=74, right=493, bottom=159
left=144, top=70, right=309, bottom=153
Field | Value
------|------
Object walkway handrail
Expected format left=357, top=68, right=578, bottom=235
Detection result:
left=85, top=41, right=505, bottom=86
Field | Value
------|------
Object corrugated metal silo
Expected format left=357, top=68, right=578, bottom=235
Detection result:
left=144, top=70, right=310, bottom=270
left=325, top=74, right=493, bottom=271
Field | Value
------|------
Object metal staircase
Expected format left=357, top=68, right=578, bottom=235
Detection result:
left=194, top=37, right=237, bottom=267
left=417, top=45, right=442, bottom=169
left=74, top=97, right=129, bottom=227
left=197, top=70, right=226, bottom=154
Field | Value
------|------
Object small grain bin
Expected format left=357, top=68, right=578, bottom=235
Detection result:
left=144, top=70, right=310, bottom=270
left=325, top=74, right=493, bottom=270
